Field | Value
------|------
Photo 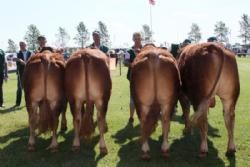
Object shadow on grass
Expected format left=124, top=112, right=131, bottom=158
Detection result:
left=112, top=121, right=140, bottom=144
left=0, top=128, right=106, bottom=167
left=172, top=114, right=221, bottom=138
left=0, top=105, right=25, bottom=114
left=227, top=155, right=236, bottom=167
left=113, top=114, right=227, bottom=167
left=116, top=133, right=227, bottom=167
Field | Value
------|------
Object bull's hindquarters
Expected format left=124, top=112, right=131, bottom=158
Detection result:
left=23, top=52, right=65, bottom=152
left=178, top=43, right=240, bottom=157
left=65, top=49, right=111, bottom=154
left=131, top=46, right=180, bottom=159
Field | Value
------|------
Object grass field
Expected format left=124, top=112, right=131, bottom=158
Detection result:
left=0, top=58, right=250, bottom=167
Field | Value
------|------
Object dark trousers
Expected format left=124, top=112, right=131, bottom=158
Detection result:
left=0, top=73, right=4, bottom=106
left=16, top=73, right=23, bottom=105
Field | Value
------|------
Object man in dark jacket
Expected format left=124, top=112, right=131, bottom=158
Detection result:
left=13, top=41, right=32, bottom=107
left=0, top=49, right=8, bottom=108
left=89, top=31, right=109, bottom=54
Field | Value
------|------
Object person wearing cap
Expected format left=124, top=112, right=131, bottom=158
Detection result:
left=0, top=49, right=8, bottom=108
left=124, top=32, right=143, bottom=123
left=207, top=37, right=218, bottom=42
left=36, top=36, right=54, bottom=53
left=174, top=39, right=192, bottom=59
left=12, top=41, right=32, bottom=107
left=89, top=31, right=109, bottom=54
left=181, top=39, right=191, bottom=48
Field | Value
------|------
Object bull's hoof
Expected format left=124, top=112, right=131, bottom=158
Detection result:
left=72, top=146, right=80, bottom=153
left=141, top=151, right=150, bottom=160
left=51, top=147, right=59, bottom=153
left=226, top=149, right=236, bottom=157
left=49, top=146, right=59, bottom=153
left=27, top=144, right=35, bottom=152
left=46, top=144, right=59, bottom=153
left=100, top=147, right=108, bottom=155
left=198, top=151, right=208, bottom=158
left=182, top=128, right=191, bottom=135
left=161, top=150, right=169, bottom=159
left=60, top=126, right=68, bottom=133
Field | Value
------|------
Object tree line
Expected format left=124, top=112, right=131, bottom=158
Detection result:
left=6, top=21, right=111, bottom=52
left=6, top=13, right=250, bottom=52
left=188, top=14, right=250, bottom=44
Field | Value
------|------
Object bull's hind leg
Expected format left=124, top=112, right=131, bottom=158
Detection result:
left=160, top=104, right=171, bottom=158
left=198, top=111, right=208, bottom=157
left=47, top=101, right=59, bottom=152
left=70, top=100, right=82, bottom=152
left=60, top=101, right=67, bottom=132
left=95, top=99, right=109, bottom=155
left=27, top=102, right=39, bottom=151
left=193, top=101, right=209, bottom=157
left=179, top=92, right=191, bottom=134
left=140, top=105, right=151, bottom=160
left=221, top=98, right=237, bottom=156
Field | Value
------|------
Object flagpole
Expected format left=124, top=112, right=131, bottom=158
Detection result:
left=150, top=3, right=153, bottom=42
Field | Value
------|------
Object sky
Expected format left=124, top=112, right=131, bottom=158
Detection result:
left=0, top=0, right=249, bottom=50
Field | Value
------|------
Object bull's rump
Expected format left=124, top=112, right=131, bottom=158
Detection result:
left=23, top=60, right=64, bottom=102
left=216, top=49, right=240, bottom=100
left=178, top=43, right=225, bottom=106
left=65, top=53, right=111, bottom=102
left=131, top=56, right=179, bottom=106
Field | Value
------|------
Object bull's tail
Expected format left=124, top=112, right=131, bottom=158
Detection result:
left=142, top=55, right=160, bottom=140
left=191, top=44, right=225, bottom=125
left=38, top=56, right=54, bottom=134
left=80, top=55, right=95, bottom=139
left=38, top=100, right=54, bottom=134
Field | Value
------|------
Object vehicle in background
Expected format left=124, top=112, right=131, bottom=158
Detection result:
left=6, top=53, right=17, bottom=72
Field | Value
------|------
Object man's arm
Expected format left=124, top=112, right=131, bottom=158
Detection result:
left=124, top=50, right=133, bottom=67
left=4, top=61, right=8, bottom=81
left=13, top=57, right=26, bottom=65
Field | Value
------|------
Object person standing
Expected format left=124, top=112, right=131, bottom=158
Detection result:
left=0, top=49, right=8, bottom=108
left=36, top=36, right=54, bottom=53
left=124, top=32, right=143, bottom=123
left=13, top=42, right=32, bottom=107
left=89, top=31, right=109, bottom=54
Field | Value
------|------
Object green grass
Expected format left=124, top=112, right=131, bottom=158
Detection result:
left=0, top=58, right=250, bottom=167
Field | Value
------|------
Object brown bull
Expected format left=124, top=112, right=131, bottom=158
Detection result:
left=23, top=51, right=67, bottom=152
left=130, top=45, right=180, bottom=159
left=65, top=48, right=111, bottom=154
left=178, top=43, right=240, bottom=157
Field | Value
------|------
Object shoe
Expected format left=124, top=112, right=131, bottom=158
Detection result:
left=0, top=104, right=5, bottom=108
left=14, top=104, right=20, bottom=107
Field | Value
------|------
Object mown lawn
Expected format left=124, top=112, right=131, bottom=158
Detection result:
left=0, top=58, right=249, bottom=167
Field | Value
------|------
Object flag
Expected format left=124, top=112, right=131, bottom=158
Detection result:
left=149, top=0, right=155, bottom=5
